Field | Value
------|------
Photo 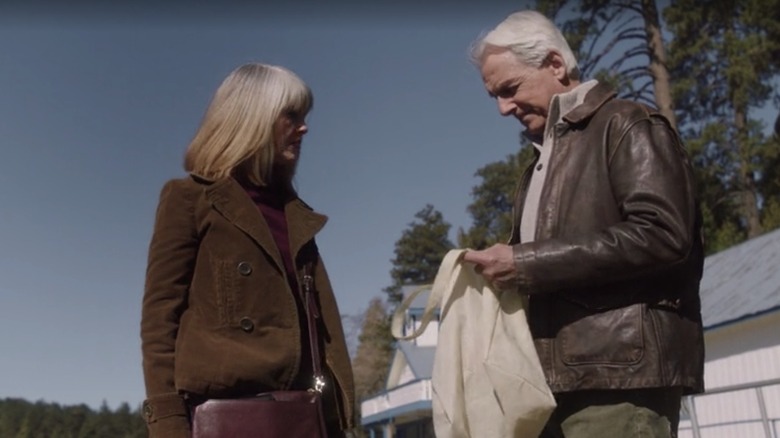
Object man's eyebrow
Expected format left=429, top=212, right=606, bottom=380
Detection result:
left=491, top=77, right=519, bottom=96
left=497, top=78, right=514, bottom=89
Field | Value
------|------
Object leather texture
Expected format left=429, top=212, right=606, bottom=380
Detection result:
left=192, top=391, right=326, bottom=437
left=509, top=83, right=705, bottom=394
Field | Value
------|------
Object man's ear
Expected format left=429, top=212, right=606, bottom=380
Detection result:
left=545, top=51, right=569, bottom=84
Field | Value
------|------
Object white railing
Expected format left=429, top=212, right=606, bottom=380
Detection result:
left=680, top=377, right=780, bottom=438
left=361, top=379, right=432, bottom=418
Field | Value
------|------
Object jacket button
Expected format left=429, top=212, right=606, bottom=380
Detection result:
left=536, top=163, right=543, bottom=171
left=239, top=317, right=254, bottom=332
left=237, top=261, right=252, bottom=276
left=143, top=402, right=153, bottom=419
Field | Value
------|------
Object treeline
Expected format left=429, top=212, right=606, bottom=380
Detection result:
left=0, top=398, right=145, bottom=438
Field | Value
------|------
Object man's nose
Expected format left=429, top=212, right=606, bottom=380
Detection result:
left=497, top=97, right=516, bottom=116
left=298, top=123, right=308, bottom=135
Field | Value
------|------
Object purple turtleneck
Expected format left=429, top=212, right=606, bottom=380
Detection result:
left=239, top=179, right=313, bottom=390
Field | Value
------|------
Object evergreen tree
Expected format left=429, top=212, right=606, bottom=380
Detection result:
left=351, top=205, right=454, bottom=435
left=62, top=404, right=92, bottom=437
left=775, top=113, right=780, bottom=137
left=760, top=130, right=780, bottom=231
left=384, top=205, right=454, bottom=304
left=665, top=0, right=780, bottom=247
left=0, top=399, right=26, bottom=437
left=458, top=149, right=533, bottom=248
left=537, top=0, right=678, bottom=127
left=0, top=398, right=146, bottom=437
left=351, top=297, right=395, bottom=402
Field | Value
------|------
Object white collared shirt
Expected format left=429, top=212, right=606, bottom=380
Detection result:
left=519, top=80, right=599, bottom=243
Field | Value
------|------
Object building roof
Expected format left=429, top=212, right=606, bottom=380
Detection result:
left=397, top=340, right=435, bottom=380
left=700, top=228, right=780, bottom=329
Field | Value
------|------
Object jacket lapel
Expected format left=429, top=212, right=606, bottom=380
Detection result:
left=203, top=176, right=328, bottom=272
left=286, top=199, right=327, bottom=261
left=204, top=177, right=286, bottom=274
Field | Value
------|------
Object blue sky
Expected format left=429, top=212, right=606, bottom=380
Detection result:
left=1, top=1, right=777, bottom=412
left=0, top=1, right=535, bottom=410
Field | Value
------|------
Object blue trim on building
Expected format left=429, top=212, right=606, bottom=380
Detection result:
left=407, top=308, right=438, bottom=319
left=362, top=378, right=430, bottom=400
left=361, top=400, right=432, bottom=426
left=704, top=305, right=780, bottom=331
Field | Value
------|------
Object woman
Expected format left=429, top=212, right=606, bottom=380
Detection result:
left=140, top=63, right=355, bottom=437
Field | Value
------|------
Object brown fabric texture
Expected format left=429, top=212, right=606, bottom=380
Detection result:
left=140, top=175, right=355, bottom=437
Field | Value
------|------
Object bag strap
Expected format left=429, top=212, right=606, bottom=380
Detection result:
left=391, top=249, right=467, bottom=341
left=302, top=263, right=326, bottom=393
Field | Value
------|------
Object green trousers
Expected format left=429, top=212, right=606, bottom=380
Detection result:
left=539, top=387, right=683, bottom=438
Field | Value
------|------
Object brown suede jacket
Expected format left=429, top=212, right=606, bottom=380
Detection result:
left=140, top=175, right=355, bottom=437
left=510, top=83, right=705, bottom=395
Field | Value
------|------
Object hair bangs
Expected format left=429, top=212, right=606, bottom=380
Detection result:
left=278, top=71, right=313, bottom=116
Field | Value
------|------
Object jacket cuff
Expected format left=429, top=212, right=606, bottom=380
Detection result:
left=512, top=243, right=533, bottom=292
left=142, top=392, right=190, bottom=437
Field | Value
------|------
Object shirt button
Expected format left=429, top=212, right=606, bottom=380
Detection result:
left=239, top=317, right=254, bottom=333
left=237, top=261, right=252, bottom=276
left=536, top=163, right=543, bottom=171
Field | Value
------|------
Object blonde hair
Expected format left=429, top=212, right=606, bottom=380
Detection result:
left=184, top=63, right=313, bottom=185
left=470, top=10, right=580, bottom=80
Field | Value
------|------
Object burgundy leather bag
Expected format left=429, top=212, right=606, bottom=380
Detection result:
left=191, top=269, right=328, bottom=437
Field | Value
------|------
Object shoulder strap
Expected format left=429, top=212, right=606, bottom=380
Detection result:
left=391, top=249, right=467, bottom=340
left=302, top=263, right=325, bottom=393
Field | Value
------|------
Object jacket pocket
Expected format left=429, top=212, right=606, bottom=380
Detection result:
left=212, top=258, right=237, bottom=326
left=559, top=303, right=644, bottom=365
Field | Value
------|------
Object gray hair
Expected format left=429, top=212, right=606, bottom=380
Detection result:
left=470, top=10, right=580, bottom=80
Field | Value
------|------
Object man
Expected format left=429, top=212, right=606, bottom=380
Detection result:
left=463, top=10, right=705, bottom=438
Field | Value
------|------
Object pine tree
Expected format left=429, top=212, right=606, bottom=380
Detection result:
left=537, top=0, right=678, bottom=127
left=351, top=298, right=395, bottom=402
left=458, top=149, right=532, bottom=248
left=665, top=0, right=780, bottom=247
left=384, top=205, right=454, bottom=304
left=350, top=205, right=454, bottom=435
left=0, top=398, right=146, bottom=437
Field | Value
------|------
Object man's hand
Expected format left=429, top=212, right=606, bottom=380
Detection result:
left=462, top=244, right=518, bottom=290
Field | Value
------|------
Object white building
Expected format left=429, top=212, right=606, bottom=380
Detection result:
left=362, top=229, right=780, bottom=438
left=361, top=286, right=437, bottom=438
left=679, top=228, right=780, bottom=438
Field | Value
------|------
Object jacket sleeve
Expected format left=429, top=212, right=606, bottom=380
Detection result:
left=140, top=179, right=199, bottom=437
left=513, top=115, right=699, bottom=293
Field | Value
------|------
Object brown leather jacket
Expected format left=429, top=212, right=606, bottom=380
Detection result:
left=140, top=176, right=355, bottom=437
left=510, top=84, right=705, bottom=395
